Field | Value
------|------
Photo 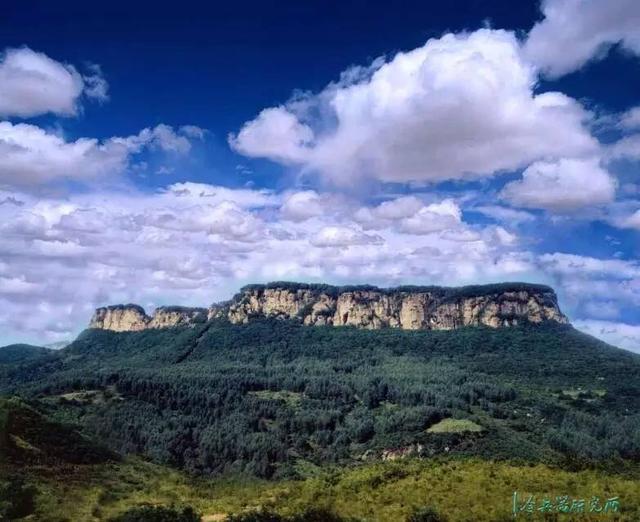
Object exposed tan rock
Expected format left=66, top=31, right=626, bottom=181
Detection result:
left=148, top=307, right=207, bottom=328
left=89, top=282, right=569, bottom=332
left=90, top=305, right=205, bottom=332
left=225, top=283, right=567, bottom=330
left=89, top=305, right=150, bottom=332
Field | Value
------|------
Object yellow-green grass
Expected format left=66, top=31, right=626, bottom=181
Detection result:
left=426, top=418, right=484, bottom=433
left=10, top=458, right=640, bottom=521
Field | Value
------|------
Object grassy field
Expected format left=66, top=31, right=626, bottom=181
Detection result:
left=426, top=418, right=484, bottom=434
left=9, top=457, right=639, bottom=521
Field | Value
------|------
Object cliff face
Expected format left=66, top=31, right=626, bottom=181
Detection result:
left=89, top=304, right=150, bottom=332
left=89, top=305, right=206, bottom=332
left=89, top=282, right=568, bottom=333
left=225, top=283, right=567, bottom=330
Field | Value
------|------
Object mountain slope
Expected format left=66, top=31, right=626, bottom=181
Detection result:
left=0, top=344, right=52, bottom=365
left=0, top=397, right=115, bottom=520
left=1, top=319, right=639, bottom=480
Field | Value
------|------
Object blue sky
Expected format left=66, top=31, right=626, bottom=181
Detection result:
left=0, top=0, right=639, bottom=352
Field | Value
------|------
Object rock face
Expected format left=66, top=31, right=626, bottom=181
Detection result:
left=89, top=282, right=568, bottom=332
left=89, top=304, right=150, bottom=332
left=89, top=305, right=206, bottom=332
left=225, top=283, right=567, bottom=330
left=149, top=306, right=207, bottom=328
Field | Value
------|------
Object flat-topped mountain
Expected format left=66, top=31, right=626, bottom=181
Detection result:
left=89, top=281, right=568, bottom=332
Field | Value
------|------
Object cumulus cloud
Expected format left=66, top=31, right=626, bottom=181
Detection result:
left=398, top=200, right=463, bottom=235
left=0, top=47, right=108, bottom=117
left=231, top=29, right=596, bottom=186
left=500, top=158, right=616, bottom=211
left=279, top=190, right=347, bottom=222
left=230, top=107, right=313, bottom=164
left=0, top=122, right=203, bottom=189
left=524, top=0, right=640, bottom=78
left=574, top=320, right=640, bottom=353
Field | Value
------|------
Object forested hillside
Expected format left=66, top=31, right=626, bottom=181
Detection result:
left=0, top=344, right=52, bottom=365
left=1, top=319, right=639, bottom=480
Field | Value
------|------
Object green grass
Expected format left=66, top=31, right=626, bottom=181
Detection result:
left=9, top=457, right=640, bottom=521
left=426, top=418, right=484, bottom=434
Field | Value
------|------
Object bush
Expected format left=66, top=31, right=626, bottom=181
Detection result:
left=0, top=477, right=37, bottom=520
left=108, top=504, right=201, bottom=522
left=406, top=506, right=447, bottom=522
left=226, top=510, right=284, bottom=522
left=227, top=507, right=352, bottom=522
left=291, top=507, right=349, bottom=522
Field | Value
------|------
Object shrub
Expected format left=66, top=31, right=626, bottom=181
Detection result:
left=0, top=477, right=37, bottom=520
left=226, top=510, right=284, bottom=522
left=108, top=504, right=201, bottom=522
left=406, top=506, right=447, bottom=522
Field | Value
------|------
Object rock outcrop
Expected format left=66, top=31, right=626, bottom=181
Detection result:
left=89, top=282, right=568, bottom=332
left=89, top=304, right=150, bottom=332
left=89, top=305, right=206, bottom=332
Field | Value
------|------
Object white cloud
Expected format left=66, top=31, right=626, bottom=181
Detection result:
left=162, top=181, right=279, bottom=209
left=0, top=122, right=203, bottom=189
left=230, top=107, right=313, bottom=164
left=0, top=47, right=108, bottom=117
left=615, top=209, right=640, bottom=230
left=0, top=184, right=541, bottom=344
left=540, top=252, right=640, bottom=280
left=524, top=0, right=640, bottom=78
left=311, top=226, right=383, bottom=247
left=608, top=134, right=640, bottom=161
left=540, top=253, right=640, bottom=324
left=574, top=320, right=640, bottom=354
left=500, top=158, right=616, bottom=211
left=231, top=29, right=596, bottom=186
left=473, top=205, right=536, bottom=225
left=603, top=200, right=640, bottom=231
left=354, top=196, right=424, bottom=230
left=369, top=196, right=424, bottom=220
left=619, top=106, right=640, bottom=130
left=179, top=125, right=207, bottom=139
left=280, top=190, right=346, bottom=222
left=583, top=300, right=620, bottom=319
left=398, top=199, right=462, bottom=235
left=82, top=63, right=109, bottom=102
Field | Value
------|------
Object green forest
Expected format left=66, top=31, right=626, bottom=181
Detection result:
left=1, top=319, right=640, bottom=520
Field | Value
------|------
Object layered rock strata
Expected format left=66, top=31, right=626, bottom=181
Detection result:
left=89, top=282, right=568, bottom=332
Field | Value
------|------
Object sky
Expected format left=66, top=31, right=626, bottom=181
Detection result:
left=0, top=0, right=639, bottom=352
